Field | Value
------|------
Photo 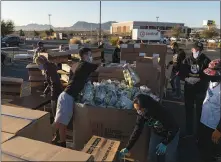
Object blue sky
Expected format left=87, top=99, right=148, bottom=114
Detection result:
left=1, top=1, right=220, bottom=28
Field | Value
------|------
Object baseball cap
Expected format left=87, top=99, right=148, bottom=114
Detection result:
left=204, top=59, right=221, bottom=76
left=191, top=42, right=204, bottom=51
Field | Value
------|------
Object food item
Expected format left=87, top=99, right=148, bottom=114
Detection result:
left=80, top=80, right=159, bottom=109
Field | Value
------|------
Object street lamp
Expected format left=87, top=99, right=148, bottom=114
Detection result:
left=156, top=16, right=159, bottom=22
left=48, top=14, right=52, bottom=36
left=99, top=1, right=102, bottom=44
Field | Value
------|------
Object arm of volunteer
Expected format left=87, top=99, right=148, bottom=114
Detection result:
left=43, top=69, right=51, bottom=95
left=126, top=115, right=145, bottom=150
left=216, top=93, right=221, bottom=132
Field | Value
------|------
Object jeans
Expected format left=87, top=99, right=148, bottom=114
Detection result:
left=184, top=84, right=206, bottom=136
left=170, top=72, right=181, bottom=97
left=148, top=130, right=180, bottom=162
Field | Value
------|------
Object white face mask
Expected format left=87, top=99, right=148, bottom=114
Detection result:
left=87, top=56, right=93, bottom=63
left=193, top=51, right=200, bottom=59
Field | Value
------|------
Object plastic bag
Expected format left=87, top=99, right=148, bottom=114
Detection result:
left=94, top=82, right=107, bottom=106
left=81, top=81, right=94, bottom=105
left=123, top=64, right=140, bottom=87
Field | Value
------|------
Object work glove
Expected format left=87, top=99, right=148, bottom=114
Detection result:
left=119, top=148, right=129, bottom=159
left=185, top=77, right=200, bottom=85
left=156, top=143, right=167, bottom=155
left=212, top=129, right=221, bottom=144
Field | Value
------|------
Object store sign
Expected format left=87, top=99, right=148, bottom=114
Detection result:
left=132, top=29, right=161, bottom=40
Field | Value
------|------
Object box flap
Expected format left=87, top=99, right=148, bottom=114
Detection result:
left=2, top=105, right=49, bottom=120
left=1, top=77, right=23, bottom=85
left=2, top=115, right=32, bottom=134
left=1, top=132, right=15, bottom=143
left=1, top=153, right=27, bottom=161
left=2, top=136, right=93, bottom=161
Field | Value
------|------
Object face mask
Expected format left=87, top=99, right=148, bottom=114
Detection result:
left=137, top=110, right=144, bottom=116
left=193, top=51, right=200, bottom=59
left=88, top=56, right=93, bottom=63
left=39, top=64, right=44, bottom=70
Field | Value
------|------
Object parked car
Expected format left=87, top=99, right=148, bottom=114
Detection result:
left=1, top=36, right=21, bottom=47
left=170, top=37, right=177, bottom=41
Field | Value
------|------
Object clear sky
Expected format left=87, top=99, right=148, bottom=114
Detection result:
left=1, top=1, right=220, bottom=28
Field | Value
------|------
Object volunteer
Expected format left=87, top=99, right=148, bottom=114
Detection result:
left=167, top=49, right=186, bottom=99
left=59, top=44, right=65, bottom=52
left=35, top=55, right=63, bottom=119
left=52, top=48, right=99, bottom=147
left=179, top=42, right=211, bottom=137
left=112, top=40, right=123, bottom=63
left=198, top=59, right=221, bottom=162
left=120, top=94, right=180, bottom=162
left=98, top=41, right=105, bottom=63
left=33, top=41, right=47, bottom=63
left=170, top=42, right=179, bottom=54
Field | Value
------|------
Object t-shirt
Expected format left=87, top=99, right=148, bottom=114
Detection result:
left=200, top=82, right=220, bottom=130
left=64, top=61, right=98, bottom=99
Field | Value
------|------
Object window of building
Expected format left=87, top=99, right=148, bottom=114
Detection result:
left=158, top=26, right=165, bottom=30
left=165, top=26, right=173, bottom=30
left=149, top=26, right=157, bottom=29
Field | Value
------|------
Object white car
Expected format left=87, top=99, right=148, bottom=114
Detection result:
left=207, top=39, right=216, bottom=43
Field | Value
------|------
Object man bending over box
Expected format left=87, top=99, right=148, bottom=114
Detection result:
left=52, top=48, right=99, bottom=147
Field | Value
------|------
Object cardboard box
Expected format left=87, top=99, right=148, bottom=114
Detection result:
left=120, top=44, right=134, bottom=53
left=29, top=75, right=45, bottom=81
left=2, top=152, right=27, bottom=161
left=98, top=65, right=125, bottom=81
left=73, top=104, right=149, bottom=162
left=1, top=77, right=23, bottom=96
left=39, top=52, right=70, bottom=64
left=82, top=135, right=120, bottom=162
left=1, top=132, right=15, bottom=144
left=62, top=63, right=72, bottom=73
left=2, top=136, right=94, bottom=161
left=1, top=105, right=52, bottom=143
left=61, top=74, right=69, bottom=83
left=120, top=52, right=140, bottom=63
left=136, top=57, right=161, bottom=95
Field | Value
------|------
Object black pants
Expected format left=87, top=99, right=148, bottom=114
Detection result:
left=184, top=84, right=206, bottom=136
left=198, top=123, right=220, bottom=162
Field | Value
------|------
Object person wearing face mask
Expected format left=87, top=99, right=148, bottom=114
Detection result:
left=112, top=40, right=123, bottom=63
left=179, top=42, right=211, bottom=137
left=35, top=55, right=63, bottom=119
left=33, top=41, right=47, bottom=63
left=198, top=59, right=221, bottom=162
left=51, top=48, right=98, bottom=147
left=119, top=94, right=179, bottom=162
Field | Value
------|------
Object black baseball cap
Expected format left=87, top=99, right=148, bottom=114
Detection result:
left=79, top=47, right=91, bottom=58
left=191, top=42, right=204, bottom=51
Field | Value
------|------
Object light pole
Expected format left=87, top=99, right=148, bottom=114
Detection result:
left=99, top=1, right=102, bottom=44
left=48, top=14, right=52, bottom=35
left=156, top=16, right=159, bottom=22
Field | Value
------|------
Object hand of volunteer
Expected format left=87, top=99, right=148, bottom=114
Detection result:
left=119, top=148, right=129, bottom=159
left=212, top=129, right=221, bottom=144
left=156, top=143, right=167, bottom=155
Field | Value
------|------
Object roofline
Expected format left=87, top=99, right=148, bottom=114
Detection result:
left=112, top=21, right=184, bottom=25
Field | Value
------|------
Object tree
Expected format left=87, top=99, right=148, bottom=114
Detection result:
left=49, top=28, right=54, bottom=35
left=19, top=29, right=25, bottom=36
left=200, top=27, right=219, bottom=39
left=171, top=26, right=182, bottom=38
left=33, top=30, right=39, bottom=37
left=1, top=20, right=15, bottom=37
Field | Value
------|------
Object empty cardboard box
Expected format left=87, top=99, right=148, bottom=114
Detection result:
left=1, top=77, right=23, bottom=96
left=1, top=105, right=52, bottom=143
left=2, top=136, right=94, bottom=161
left=82, top=135, right=120, bottom=162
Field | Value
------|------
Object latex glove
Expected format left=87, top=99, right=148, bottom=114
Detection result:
left=156, top=143, right=167, bottom=155
left=185, top=77, right=200, bottom=85
left=119, top=148, right=129, bottom=159
left=212, top=129, right=221, bottom=144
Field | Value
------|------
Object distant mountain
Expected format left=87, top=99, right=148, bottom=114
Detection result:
left=15, top=21, right=117, bottom=31
left=15, top=23, right=53, bottom=31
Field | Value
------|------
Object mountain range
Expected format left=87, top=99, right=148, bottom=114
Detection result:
left=15, top=21, right=117, bottom=31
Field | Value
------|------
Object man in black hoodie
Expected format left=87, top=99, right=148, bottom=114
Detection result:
left=119, top=94, right=179, bottom=162
left=179, top=42, right=211, bottom=137
left=112, top=40, right=123, bottom=63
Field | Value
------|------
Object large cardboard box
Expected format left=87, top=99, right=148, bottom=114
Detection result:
left=120, top=52, right=140, bottom=63
left=1, top=132, right=15, bottom=144
left=136, top=57, right=161, bottom=95
left=98, top=65, right=125, bottom=81
left=1, top=105, right=52, bottom=143
left=2, top=136, right=94, bottom=161
left=39, top=52, right=70, bottom=64
left=120, top=44, right=134, bottom=53
left=73, top=104, right=149, bottom=162
left=1, top=77, right=23, bottom=96
left=2, top=153, right=27, bottom=161
left=82, top=135, right=120, bottom=162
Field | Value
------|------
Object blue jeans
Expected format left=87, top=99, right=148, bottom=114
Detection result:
left=170, top=73, right=181, bottom=97
left=148, top=130, right=180, bottom=162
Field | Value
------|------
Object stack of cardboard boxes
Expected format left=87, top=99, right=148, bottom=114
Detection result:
left=1, top=77, right=23, bottom=98
left=26, top=63, right=45, bottom=92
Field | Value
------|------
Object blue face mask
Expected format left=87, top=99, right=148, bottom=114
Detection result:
left=39, top=64, right=44, bottom=70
